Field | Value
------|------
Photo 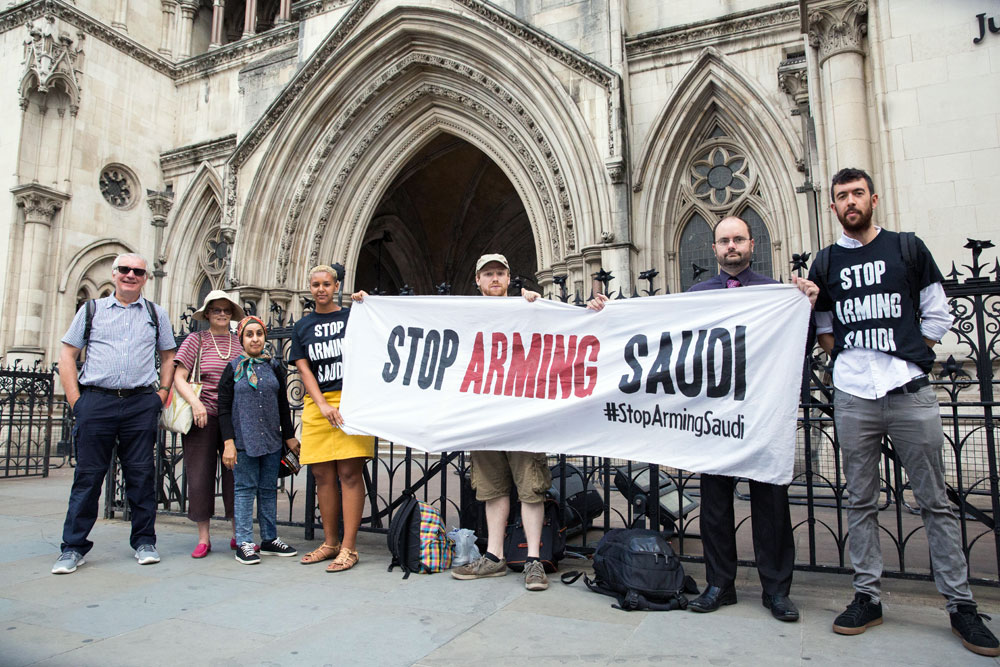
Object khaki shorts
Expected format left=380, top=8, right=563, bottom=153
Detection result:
left=470, top=451, right=552, bottom=503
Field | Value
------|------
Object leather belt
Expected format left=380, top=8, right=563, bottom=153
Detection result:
left=887, top=375, right=930, bottom=395
left=81, top=384, right=156, bottom=398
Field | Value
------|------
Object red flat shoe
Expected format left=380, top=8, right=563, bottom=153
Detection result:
left=191, top=542, right=211, bottom=559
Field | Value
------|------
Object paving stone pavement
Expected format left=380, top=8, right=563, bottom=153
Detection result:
left=3, top=472, right=1000, bottom=666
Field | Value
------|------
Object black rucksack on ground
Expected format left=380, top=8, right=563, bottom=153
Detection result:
left=562, top=528, right=697, bottom=611
left=503, top=494, right=566, bottom=573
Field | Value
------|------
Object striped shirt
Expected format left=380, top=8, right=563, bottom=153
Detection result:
left=62, top=294, right=176, bottom=389
left=174, top=330, right=243, bottom=416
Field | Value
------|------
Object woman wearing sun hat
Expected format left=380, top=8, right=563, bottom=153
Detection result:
left=173, top=290, right=245, bottom=558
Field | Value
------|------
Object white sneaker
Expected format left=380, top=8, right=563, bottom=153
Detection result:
left=52, top=550, right=85, bottom=574
left=134, top=544, right=161, bottom=565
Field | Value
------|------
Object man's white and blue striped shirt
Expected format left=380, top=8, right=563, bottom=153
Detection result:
left=62, top=294, right=176, bottom=390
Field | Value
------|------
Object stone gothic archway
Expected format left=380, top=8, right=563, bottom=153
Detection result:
left=354, top=132, right=537, bottom=296
left=162, top=162, right=226, bottom=317
left=634, top=47, right=806, bottom=293
left=228, top=5, right=614, bottom=301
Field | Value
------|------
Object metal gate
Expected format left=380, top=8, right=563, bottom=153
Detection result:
left=95, top=240, right=999, bottom=584
left=0, top=361, right=54, bottom=478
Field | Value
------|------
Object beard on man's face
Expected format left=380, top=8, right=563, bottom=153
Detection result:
left=838, top=202, right=874, bottom=233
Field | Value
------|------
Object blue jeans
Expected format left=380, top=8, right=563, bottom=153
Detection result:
left=232, top=448, right=281, bottom=545
left=62, top=390, right=162, bottom=555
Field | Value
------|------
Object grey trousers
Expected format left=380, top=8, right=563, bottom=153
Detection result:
left=834, top=386, right=975, bottom=612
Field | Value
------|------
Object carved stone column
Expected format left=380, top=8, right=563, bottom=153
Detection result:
left=779, top=53, right=824, bottom=250
left=147, top=189, right=174, bottom=302
left=209, top=0, right=225, bottom=48
left=112, top=0, right=128, bottom=32
left=276, top=0, right=291, bottom=25
left=176, top=0, right=198, bottom=58
left=242, top=0, right=257, bottom=38
left=10, top=183, right=71, bottom=364
left=809, top=0, right=871, bottom=174
left=158, top=0, right=175, bottom=56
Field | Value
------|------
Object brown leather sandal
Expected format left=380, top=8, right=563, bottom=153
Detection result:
left=325, top=547, right=359, bottom=572
left=300, top=543, right=340, bottom=564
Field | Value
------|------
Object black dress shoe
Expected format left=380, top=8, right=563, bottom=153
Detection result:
left=688, top=585, right=738, bottom=613
left=762, top=593, right=800, bottom=622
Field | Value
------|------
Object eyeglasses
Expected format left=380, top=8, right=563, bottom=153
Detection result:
left=208, top=307, right=232, bottom=315
left=115, top=266, right=147, bottom=277
left=716, top=237, right=750, bottom=247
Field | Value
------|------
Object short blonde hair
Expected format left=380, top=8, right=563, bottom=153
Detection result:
left=308, top=264, right=339, bottom=283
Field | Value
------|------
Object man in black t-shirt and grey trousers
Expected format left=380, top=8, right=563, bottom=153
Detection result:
left=810, top=167, right=999, bottom=657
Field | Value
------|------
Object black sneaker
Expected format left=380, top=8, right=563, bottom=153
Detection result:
left=259, top=537, right=297, bottom=557
left=951, top=604, right=1000, bottom=657
left=832, top=592, right=883, bottom=635
left=235, top=542, right=260, bottom=565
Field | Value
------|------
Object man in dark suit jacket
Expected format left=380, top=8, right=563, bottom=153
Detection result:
left=588, top=216, right=817, bottom=621
left=684, top=216, right=812, bottom=621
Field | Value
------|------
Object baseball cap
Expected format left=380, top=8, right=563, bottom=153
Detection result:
left=475, top=253, right=510, bottom=273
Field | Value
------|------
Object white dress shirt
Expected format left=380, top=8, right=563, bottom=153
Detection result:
left=813, top=228, right=953, bottom=399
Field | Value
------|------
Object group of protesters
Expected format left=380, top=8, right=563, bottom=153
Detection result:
left=50, top=167, right=999, bottom=657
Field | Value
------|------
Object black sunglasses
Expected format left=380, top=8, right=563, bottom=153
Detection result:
left=115, top=265, right=147, bottom=277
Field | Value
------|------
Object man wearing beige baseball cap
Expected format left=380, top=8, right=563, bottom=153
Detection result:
left=449, top=254, right=553, bottom=591
left=351, top=253, right=549, bottom=588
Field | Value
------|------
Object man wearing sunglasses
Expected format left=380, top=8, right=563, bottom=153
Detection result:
left=53, top=253, right=176, bottom=574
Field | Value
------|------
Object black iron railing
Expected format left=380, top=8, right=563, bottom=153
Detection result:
left=77, top=241, right=1000, bottom=584
left=0, top=361, right=54, bottom=478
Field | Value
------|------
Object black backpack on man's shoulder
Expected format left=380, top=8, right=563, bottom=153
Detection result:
left=562, top=528, right=697, bottom=611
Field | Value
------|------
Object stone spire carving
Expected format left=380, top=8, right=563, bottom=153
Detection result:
left=777, top=54, right=809, bottom=105
left=13, top=183, right=70, bottom=225
left=808, top=1, right=868, bottom=65
left=20, top=16, right=85, bottom=115
left=146, top=189, right=173, bottom=227
left=147, top=189, right=174, bottom=288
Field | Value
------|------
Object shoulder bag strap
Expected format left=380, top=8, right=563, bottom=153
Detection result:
left=83, top=299, right=97, bottom=348
left=193, top=331, right=204, bottom=384
left=145, top=299, right=161, bottom=344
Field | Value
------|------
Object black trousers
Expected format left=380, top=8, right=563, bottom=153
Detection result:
left=699, top=473, right=795, bottom=595
left=61, top=390, right=162, bottom=555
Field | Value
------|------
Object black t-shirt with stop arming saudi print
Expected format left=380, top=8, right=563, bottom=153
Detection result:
left=289, top=309, right=351, bottom=393
left=808, top=229, right=943, bottom=373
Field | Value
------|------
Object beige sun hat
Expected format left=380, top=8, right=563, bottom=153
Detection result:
left=192, top=290, right=246, bottom=321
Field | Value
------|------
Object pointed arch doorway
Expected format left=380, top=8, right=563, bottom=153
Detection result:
left=352, top=133, right=538, bottom=296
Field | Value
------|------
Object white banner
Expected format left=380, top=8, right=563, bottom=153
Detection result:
left=340, top=285, right=811, bottom=485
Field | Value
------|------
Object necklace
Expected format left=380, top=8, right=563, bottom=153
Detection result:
left=208, top=331, right=233, bottom=360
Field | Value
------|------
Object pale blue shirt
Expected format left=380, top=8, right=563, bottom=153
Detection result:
left=62, top=294, right=176, bottom=389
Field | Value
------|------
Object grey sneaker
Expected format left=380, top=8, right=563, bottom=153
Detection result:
left=134, top=544, right=160, bottom=565
left=52, top=550, right=85, bottom=574
left=524, top=559, right=549, bottom=591
left=451, top=554, right=507, bottom=580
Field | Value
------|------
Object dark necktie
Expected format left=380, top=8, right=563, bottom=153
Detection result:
left=726, top=277, right=741, bottom=289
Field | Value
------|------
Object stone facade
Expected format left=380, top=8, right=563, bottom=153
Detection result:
left=0, top=0, right=997, bottom=366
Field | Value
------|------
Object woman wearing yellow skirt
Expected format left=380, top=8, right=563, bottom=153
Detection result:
left=290, top=265, right=374, bottom=572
